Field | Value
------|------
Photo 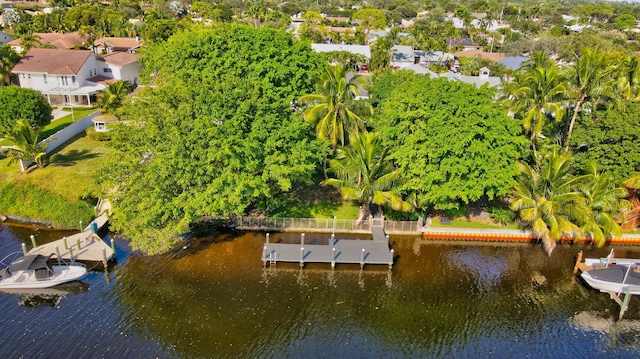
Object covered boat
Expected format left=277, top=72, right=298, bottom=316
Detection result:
left=0, top=254, right=87, bottom=290
left=581, top=264, right=640, bottom=295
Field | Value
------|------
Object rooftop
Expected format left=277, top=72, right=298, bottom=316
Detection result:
left=12, top=48, right=93, bottom=74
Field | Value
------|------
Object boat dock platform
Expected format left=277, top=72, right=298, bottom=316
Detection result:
left=262, top=219, right=394, bottom=269
left=28, top=231, right=114, bottom=263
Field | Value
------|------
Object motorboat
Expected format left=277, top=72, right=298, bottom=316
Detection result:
left=581, top=263, right=640, bottom=295
left=0, top=254, right=87, bottom=290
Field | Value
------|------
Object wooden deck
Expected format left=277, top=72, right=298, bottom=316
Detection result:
left=29, top=231, right=114, bottom=263
left=262, top=221, right=394, bottom=269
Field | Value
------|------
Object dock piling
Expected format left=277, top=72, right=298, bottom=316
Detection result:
left=360, top=248, right=365, bottom=269
left=77, top=239, right=81, bottom=250
left=266, top=233, right=270, bottom=244
left=331, top=247, right=336, bottom=268
left=55, top=245, right=61, bottom=265
left=389, top=249, right=394, bottom=270
left=30, top=235, right=37, bottom=249
left=262, top=246, right=267, bottom=267
left=21, top=243, right=27, bottom=256
left=110, top=238, right=115, bottom=259
left=63, top=236, right=68, bottom=250
left=331, top=233, right=335, bottom=245
left=69, top=246, right=74, bottom=262
left=332, top=216, right=337, bottom=235
left=102, top=248, right=108, bottom=269
left=301, top=233, right=305, bottom=246
left=300, top=247, right=304, bottom=267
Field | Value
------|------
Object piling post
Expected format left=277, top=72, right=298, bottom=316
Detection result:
left=77, top=238, right=81, bottom=250
left=300, top=247, right=304, bottom=267
left=30, top=235, right=37, bottom=249
left=332, top=216, right=337, bottom=235
left=389, top=249, right=394, bottom=270
left=360, top=248, right=365, bottom=269
left=386, top=234, right=390, bottom=243
left=331, top=247, right=336, bottom=268
left=63, top=236, right=68, bottom=250
left=102, top=248, right=108, bottom=269
left=301, top=233, right=305, bottom=246
left=110, top=238, right=116, bottom=259
left=55, top=246, right=61, bottom=265
left=620, top=288, right=632, bottom=320
left=79, top=220, right=83, bottom=231
left=331, top=233, right=335, bottom=245
left=266, top=233, right=270, bottom=244
left=21, top=243, right=27, bottom=256
left=69, top=246, right=74, bottom=262
left=262, top=246, right=267, bottom=267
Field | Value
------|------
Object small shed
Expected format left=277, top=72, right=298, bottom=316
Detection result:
left=91, top=114, right=118, bottom=132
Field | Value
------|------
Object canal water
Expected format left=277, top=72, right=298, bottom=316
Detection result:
left=1, top=224, right=640, bottom=358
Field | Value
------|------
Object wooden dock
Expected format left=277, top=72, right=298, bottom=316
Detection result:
left=29, top=231, right=114, bottom=263
left=262, top=219, right=394, bottom=269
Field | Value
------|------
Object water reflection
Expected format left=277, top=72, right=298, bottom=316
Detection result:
left=2, top=281, right=90, bottom=307
left=112, top=232, right=640, bottom=358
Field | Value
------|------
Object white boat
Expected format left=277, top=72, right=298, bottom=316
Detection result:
left=0, top=254, right=87, bottom=290
left=581, top=263, right=640, bottom=295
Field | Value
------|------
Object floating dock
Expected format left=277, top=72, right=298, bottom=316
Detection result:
left=28, top=231, right=114, bottom=263
left=262, top=219, right=394, bottom=269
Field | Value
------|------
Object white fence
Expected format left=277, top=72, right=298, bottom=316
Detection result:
left=236, top=217, right=421, bottom=233
left=19, top=111, right=99, bottom=171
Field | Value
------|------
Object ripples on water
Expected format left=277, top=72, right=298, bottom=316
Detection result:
left=2, top=226, right=640, bottom=358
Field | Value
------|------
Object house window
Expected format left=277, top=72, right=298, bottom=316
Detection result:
left=89, top=70, right=92, bottom=76
left=27, top=74, right=30, bottom=79
left=103, top=68, right=112, bottom=73
left=43, top=74, right=47, bottom=84
left=61, top=76, right=68, bottom=86
left=72, top=76, right=76, bottom=83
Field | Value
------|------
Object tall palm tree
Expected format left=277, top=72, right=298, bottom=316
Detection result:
left=322, top=132, right=412, bottom=224
left=18, top=33, right=42, bottom=53
left=564, top=48, right=616, bottom=152
left=578, top=164, right=629, bottom=247
left=510, top=147, right=589, bottom=255
left=501, top=55, right=567, bottom=164
left=1, top=119, right=56, bottom=169
left=97, top=81, right=131, bottom=114
left=298, top=63, right=372, bottom=149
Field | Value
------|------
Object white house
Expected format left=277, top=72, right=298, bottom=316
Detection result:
left=93, top=37, right=143, bottom=54
left=391, top=45, right=418, bottom=69
left=11, top=48, right=140, bottom=105
left=311, top=43, right=371, bottom=59
left=0, top=29, right=13, bottom=45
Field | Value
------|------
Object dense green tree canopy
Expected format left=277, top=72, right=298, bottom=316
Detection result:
left=103, top=24, right=328, bottom=254
left=0, top=86, right=51, bottom=135
left=571, top=103, right=640, bottom=180
left=371, top=71, right=527, bottom=211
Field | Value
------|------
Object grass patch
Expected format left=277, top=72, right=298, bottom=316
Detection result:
left=431, top=217, right=521, bottom=229
left=0, top=134, right=111, bottom=227
left=40, top=108, right=97, bottom=139
left=266, top=180, right=360, bottom=219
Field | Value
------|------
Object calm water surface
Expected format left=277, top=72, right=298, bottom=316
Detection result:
left=1, top=224, right=640, bottom=358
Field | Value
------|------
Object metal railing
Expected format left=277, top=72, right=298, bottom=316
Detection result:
left=236, top=217, right=421, bottom=233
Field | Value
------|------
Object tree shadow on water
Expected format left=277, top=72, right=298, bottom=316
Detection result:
left=49, top=149, right=98, bottom=167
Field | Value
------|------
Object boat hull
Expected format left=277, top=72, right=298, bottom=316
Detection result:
left=581, top=265, right=640, bottom=295
left=0, top=265, right=87, bottom=290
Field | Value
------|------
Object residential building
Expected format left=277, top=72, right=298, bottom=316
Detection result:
left=93, top=37, right=143, bottom=54
left=7, top=31, right=86, bottom=53
left=311, top=43, right=371, bottom=59
left=11, top=48, right=140, bottom=105
left=0, top=29, right=13, bottom=45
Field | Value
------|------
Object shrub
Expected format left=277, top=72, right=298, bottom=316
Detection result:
left=86, top=126, right=112, bottom=141
left=488, top=206, right=516, bottom=226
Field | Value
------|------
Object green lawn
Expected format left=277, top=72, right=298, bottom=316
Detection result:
left=40, top=108, right=97, bottom=139
left=0, top=134, right=111, bottom=202
left=430, top=217, right=521, bottom=229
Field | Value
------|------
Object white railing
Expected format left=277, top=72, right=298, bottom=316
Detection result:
left=236, top=217, right=421, bottom=233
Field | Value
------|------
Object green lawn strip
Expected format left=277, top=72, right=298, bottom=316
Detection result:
left=430, top=217, right=520, bottom=229
left=40, top=108, right=97, bottom=139
left=0, top=134, right=111, bottom=227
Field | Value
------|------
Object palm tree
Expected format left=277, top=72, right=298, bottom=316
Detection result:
left=501, top=55, right=567, bottom=164
left=322, top=132, right=412, bottom=224
left=298, top=63, right=371, bottom=149
left=564, top=48, right=616, bottom=152
left=97, top=81, right=131, bottom=114
left=578, top=164, right=629, bottom=247
left=0, top=45, right=21, bottom=86
left=614, top=55, right=640, bottom=102
left=510, top=147, right=589, bottom=255
left=18, top=33, right=42, bottom=53
left=1, top=119, right=56, bottom=169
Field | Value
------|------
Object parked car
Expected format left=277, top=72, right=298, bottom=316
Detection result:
left=360, top=64, right=368, bottom=71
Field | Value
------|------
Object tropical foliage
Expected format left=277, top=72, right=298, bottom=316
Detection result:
left=1, top=119, right=56, bottom=169
left=372, top=71, right=527, bottom=212
left=0, top=86, right=52, bottom=135
left=322, top=132, right=411, bottom=223
left=96, top=81, right=133, bottom=114
left=102, top=24, right=328, bottom=254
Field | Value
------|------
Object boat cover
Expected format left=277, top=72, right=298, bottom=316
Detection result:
left=586, top=265, right=640, bottom=286
left=8, top=255, right=50, bottom=272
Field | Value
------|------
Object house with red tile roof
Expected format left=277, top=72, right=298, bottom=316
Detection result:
left=93, top=37, right=143, bottom=54
left=11, top=48, right=140, bottom=106
left=7, top=32, right=87, bottom=53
